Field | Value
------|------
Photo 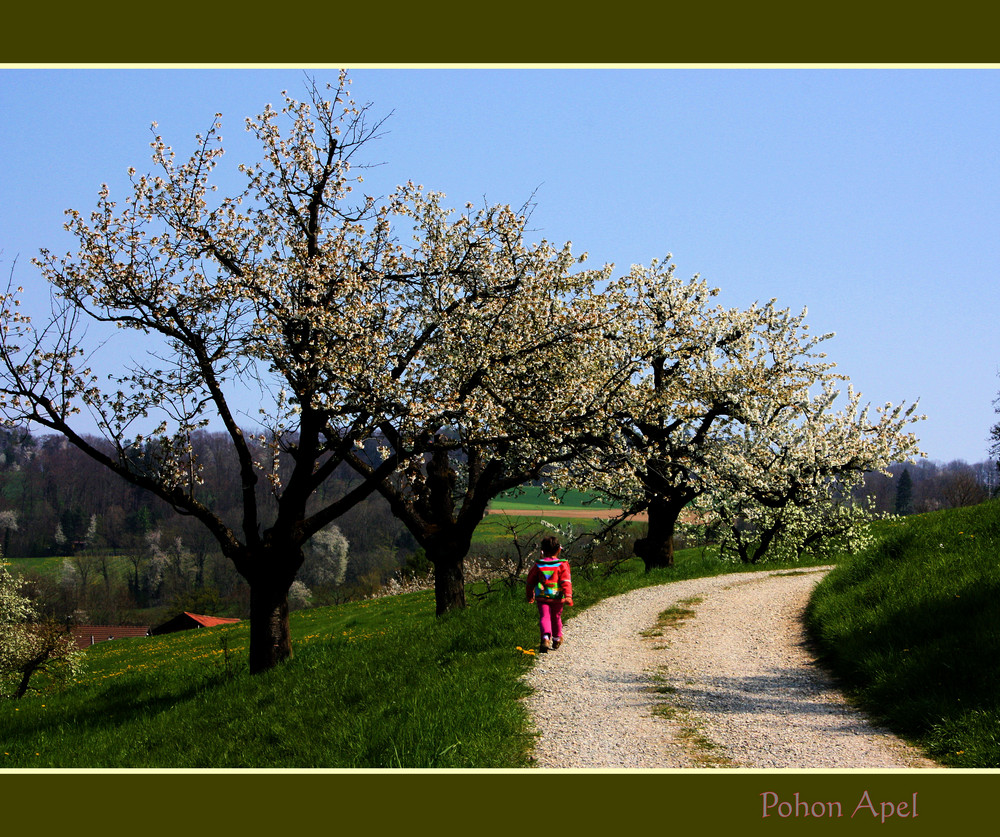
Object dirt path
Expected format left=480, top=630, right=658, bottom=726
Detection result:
left=523, top=568, right=940, bottom=769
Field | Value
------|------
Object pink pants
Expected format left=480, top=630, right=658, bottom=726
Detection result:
left=536, top=600, right=564, bottom=640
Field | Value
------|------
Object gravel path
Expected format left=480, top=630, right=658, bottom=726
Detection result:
left=523, top=567, right=940, bottom=769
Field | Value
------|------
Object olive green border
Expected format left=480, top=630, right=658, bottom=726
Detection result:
left=3, top=1, right=997, bottom=64
left=3, top=772, right=995, bottom=833
left=2, top=2, right=996, bottom=832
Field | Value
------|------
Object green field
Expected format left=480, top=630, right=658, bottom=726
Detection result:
left=3, top=554, right=67, bottom=578
left=490, top=486, right=613, bottom=511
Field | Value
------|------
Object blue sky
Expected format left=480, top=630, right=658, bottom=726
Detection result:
left=1, top=67, right=997, bottom=464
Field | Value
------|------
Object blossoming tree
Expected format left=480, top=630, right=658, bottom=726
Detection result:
left=709, top=381, right=923, bottom=563
left=990, top=381, right=1000, bottom=470
left=0, top=73, right=617, bottom=670
left=560, top=257, right=924, bottom=570
left=339, top=196, right=623, bottom=614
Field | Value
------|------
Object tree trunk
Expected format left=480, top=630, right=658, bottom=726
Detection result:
left=426, top=524, right=474, bottom=615
left=239, top=540, right=304, bottom=674
left=633, top=495, right=684, bottom=570
left=431, top=548, right=466, bottom=615
left=248, top=579, right=293, bottom=674
left=15, top=653, right=46, bottom=699
left=419, top=446, right=476, bottom=616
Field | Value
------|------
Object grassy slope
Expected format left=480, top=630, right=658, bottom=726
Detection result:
left=2, top=543, right=812, bottom=769
left=805, top=499, right=1000, bottom=768
left=3, top=588, right=538, bottom=768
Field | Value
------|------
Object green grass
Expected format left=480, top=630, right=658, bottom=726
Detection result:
left=0, top=543, right=817, bottom=768
left=8, top=501, right=996, bottom=769
left=4, top=554, right=70, bottom=577
left=805, top=498, right=1000, bottom=768
left=2, top=588, right=539, bottom=767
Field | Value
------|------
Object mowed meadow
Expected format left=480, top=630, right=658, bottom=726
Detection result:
left=2, top=497, right=998, bottom=768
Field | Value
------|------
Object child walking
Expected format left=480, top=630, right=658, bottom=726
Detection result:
left=526, top=536, right=573, bottom=652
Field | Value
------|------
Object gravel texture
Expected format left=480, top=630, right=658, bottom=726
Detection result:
left=523, top=567, right=940, bottom=769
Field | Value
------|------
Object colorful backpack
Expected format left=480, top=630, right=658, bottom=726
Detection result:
left=533, top=556, right=564, bottom=601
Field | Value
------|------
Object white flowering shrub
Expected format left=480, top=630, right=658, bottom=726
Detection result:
left=715, top=489, right=891, bottom=564
left=1, top=562, right=84, bottom=699
left=287, top=580, right=313, bottom=610
left=142, top=530, right=197, bottom=603
left=297, top=525, right=349, bottom=588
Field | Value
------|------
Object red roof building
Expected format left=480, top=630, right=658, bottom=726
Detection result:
left=71, top=625, right=151, bottom=649
left=150, top=611, right=241, bottom=635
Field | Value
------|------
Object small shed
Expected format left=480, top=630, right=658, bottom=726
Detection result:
left=71, top=625, right=151, bottom=649
left=150, top=611, right=241, bottom=636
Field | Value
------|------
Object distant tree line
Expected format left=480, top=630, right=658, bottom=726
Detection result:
left=854, top=457, right=998, bottom=517
left=3, top=422, right=993, bottom=585
left=0, top=426, right=418, bottom=624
